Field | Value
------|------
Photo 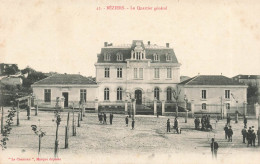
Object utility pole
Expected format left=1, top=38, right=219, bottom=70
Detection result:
left=220, top=96, right=223, bottom=119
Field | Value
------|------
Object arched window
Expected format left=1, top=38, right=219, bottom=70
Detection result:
left=104, top=53, right=111, bottom=61
left=166, top=88, right=172, bottom=101
left=154, top=87, right=160, bottom=100
left=104, top=88, right=109, bottom=100
left=202, top=103, right=207, bottom=110
left=117, top=87, right=122, bottom=101
left=116, top=53, right=123, bottom=61
left=154, top=54, right=159, bottom=61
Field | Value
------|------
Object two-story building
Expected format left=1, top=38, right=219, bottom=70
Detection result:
left=95, top=40, right=181, bottom=112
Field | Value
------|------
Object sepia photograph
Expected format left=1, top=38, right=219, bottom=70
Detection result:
left=0, top=0, right=260, bottom=163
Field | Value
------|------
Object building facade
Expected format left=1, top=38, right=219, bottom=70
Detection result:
left=31, top=74, right=98, bottom=108
left=95, top=40, right=181, bottom=111
left=178, top=75, right=248, bottom=115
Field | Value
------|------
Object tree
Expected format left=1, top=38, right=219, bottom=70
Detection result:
left=247, top=83, right=259, bottom=104
left=3, top=64, right=19, bottom=75
left=172, top=86, right=181, bottom=117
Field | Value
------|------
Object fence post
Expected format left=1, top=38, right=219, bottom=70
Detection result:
left=255, top=103, right=259, bottom=119
left=1, top=107, right=4, bottom=134
left=95, top=98, right=99, bottom=113
left=78, top=113, right=80, bottom=127
left=161, top=100, right=165, bottom=116
left=243, top=102, right=247, bottom=117
left=125, top=100, right=128, bottom=115
left=65, top=126, right=68, bottom=149
left=17, top=101, right=20, bottom=126
left=154, top=99, right=157, bottom=116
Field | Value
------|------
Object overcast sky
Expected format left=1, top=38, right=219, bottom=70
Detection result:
left=1, top=0, right=260, bottom=78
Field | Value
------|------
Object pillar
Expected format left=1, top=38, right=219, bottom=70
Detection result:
left=243, top=102, right=247, bottom=116
left=190, top=100, right=194, bottom=117
left=255, top=103, right=259, bottom=119
left=60, top=97, right=65, bottom=109
left=125, top=100, right=128, bottom=115
left=133, top=99, right=136, bottom=117
left=154, top=99, right=157, bottom=116
left=184, top=101, right=188, bottom=123
left=223, top=103, right=227, bottom=119
left=161, top=100, right=165, bottom=116
left=95, top=98, right=99, bottom=113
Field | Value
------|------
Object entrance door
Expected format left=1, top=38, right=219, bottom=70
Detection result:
left=135, top=90, right=142, bottom=105
left=62, top=92, right=69, bottom=108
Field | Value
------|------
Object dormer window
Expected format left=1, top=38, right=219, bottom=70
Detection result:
left=116, top=52, right=123, bottom=61
left=104, top=53, right=111, bottom=61
left=166, top=54, right=171, bottom=61
left=154, top=53, right=159, bottom=61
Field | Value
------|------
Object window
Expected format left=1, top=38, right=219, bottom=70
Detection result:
left=134, top=68, right=138, bottom=78
left=117, top=87, right=122, bottom=100
left=80, top=89, right=87, bottom=102
left=139, top=68, right=143, bottom=79
left=117, top=53, right=123, bottom=61
left=226, top=103, right=230, bottom=110
left=202, top=90, right=207, bottom=99
left=44, top=89, right=51, bottom=102
left=104, top=67, right=110, bottom=78
left=167, top=68, right=172, bottom=78
left=104, top=88, right=109, bottom=100
left=154, top=68, right=160, bottom=79
left=117, top=68, right=122, bottom=78
left=154, top=87, right=160, bottom=100
left=154, top=54, right=159, bottom=61
left=166, top=88, right=172, bottom=101
left=202, top=103, right=207, bottom=110
left=225, top=90, right=230, bottom=99
left=166, top=54, right=171, bottom=61
left=104, top=53, right=110, bottom=61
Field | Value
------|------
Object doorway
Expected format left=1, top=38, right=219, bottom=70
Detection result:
left=135, top=90, right=142, bottom=105
left=62, top=92, right=69, bottom=108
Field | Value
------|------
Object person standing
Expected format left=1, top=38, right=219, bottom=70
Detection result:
left=103, top=113, right=107, bottom=124
left=174, top=117, right=178, bottom=129
left=211, top=138, right=219, bottom=159
left=243, top=116, right=247, bottom=128
left=251, top=129, right=256, bottom=147
left=125, top=116, right=129, bottom=126
left=167, top=119, right=170, bottom=132
left=227, top=126, right=233, bottom=142
left=110, top=113, right=113, bottom=125
left=227, top=115, right=231, bottom=126
left=132, top=119, right=135, bottom=130
left=224, top=124, right=228, bottom=139
left=247, top=127, right=252, bottom=147
left=241, top=126, right=247, bottom=143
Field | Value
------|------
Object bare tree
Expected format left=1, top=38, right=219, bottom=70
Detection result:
left=172, top=86, right=181, bottom=117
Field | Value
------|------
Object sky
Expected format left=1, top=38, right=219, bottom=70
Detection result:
left=0, top=0, right=260, bottom=78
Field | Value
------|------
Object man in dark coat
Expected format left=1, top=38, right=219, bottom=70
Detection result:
left=241, top=126, right=247, bottom=143
left=167, top=119, right=170, bottom=132
left=110, top=113, right=113, bottom=125
left=174, top=117, right=178, bottom=129
left=224, top=124, right=228, bottom=139
left=103, top=113, right=107, bottom=124
left=132, top=119, right=135, bottom=130
left=125, top=116, right=128, bottom=126
left=211, top=138, right=219, bottom=159
left=251, top=129, right=256, bottom=147
left=227, top=126, right=233, bottom=142
left=247, top=127, right=252, bottom=147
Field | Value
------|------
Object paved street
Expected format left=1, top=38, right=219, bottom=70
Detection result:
left=1, top=109, right=260, bottom=163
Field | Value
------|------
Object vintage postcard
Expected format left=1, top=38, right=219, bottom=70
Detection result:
left=0, top=0, right=260, bottom=163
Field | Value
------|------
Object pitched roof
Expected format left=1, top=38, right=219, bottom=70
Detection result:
left=97, top=40, right=179, bottom=64
left=232, top=75, right=260, bottom=79
left=32, top=74, right=97, bottom=85
left=179, top=75, right=246, bottom=86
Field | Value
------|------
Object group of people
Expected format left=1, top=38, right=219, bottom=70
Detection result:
left=194, top=115, right=212, bottom=131
left=224, top=124, right=233, bottom=142
left=166, top=117, right=181, bottom=134
left=241, top=126, right=257, bottom=147
left=98, top=112, right=113, bottom=124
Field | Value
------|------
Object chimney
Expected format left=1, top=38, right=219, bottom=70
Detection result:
left=148, top=41, right=150, bottom=45
left=166, top=43, right=169, bottom=48
left=104, top=42, right=108, bottom=47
